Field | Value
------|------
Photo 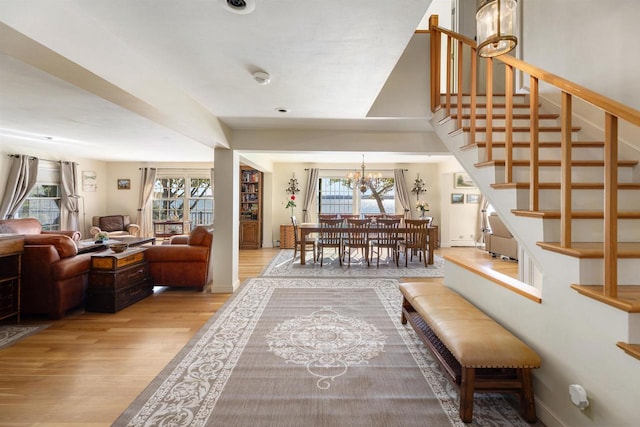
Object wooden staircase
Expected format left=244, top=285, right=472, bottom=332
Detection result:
left=428, top=15, right=640, bottom=360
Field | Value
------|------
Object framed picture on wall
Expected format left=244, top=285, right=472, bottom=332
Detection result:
left=117, top=178, right=131, bottom=190
left=451, top=193, right=464, bottom=204
left=82, top=170, right=96, bottom=192
left=453, top=172, right=476, bottom=189
left=466, top=194, right=480, bottom=204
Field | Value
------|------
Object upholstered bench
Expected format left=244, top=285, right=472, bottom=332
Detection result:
left=399, top=282, right=541, bottom=423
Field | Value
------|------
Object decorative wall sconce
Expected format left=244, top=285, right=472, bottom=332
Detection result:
left=285, top=174, right=300, bottom=195
left=411, top=175, right=426, bottom=199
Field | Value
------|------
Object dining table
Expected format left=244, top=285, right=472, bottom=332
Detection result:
left=298, top=222, right=438, bottom=266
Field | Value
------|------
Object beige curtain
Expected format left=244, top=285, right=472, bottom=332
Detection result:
left=302, top=168, right=319, bottom=222
left=0, top=155, right=39, bottom=219
left=393, top=169, right=411, bottom=219
left=137, top=168, right=157, bottom=237
left=60, top=161, right=79, bottom=230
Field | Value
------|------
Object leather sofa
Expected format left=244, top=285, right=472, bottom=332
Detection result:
left=144, top=225, right=213, bottom=291
left=0, top=218, right=90, bottom=319
left=0, top=217, right=81, bottom=241
left=484, top=212, right=518, bottom=260
left=90, top=215, right=140, bottom=238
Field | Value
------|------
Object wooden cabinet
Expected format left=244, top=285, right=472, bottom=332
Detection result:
left=240, top=167, right=262, bottom=249
left=86, top=248, right=153, bottom=313
left=0, top=235, right=24, bottom=322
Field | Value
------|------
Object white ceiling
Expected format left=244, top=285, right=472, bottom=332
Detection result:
left=0, top=0, right=449, bottom=164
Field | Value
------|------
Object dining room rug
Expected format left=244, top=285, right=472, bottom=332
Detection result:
left=114, top=278, right=541, bottom=427
left=260, top=249, right=445, bottom=278
left=0, top=324, right=48, bottom=350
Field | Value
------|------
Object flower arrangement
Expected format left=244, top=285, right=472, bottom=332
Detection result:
left=95, top=231, right=109, bottom=242
left=416, top=200, right=430, bottom=213
left=285, top=194, right=296, bottom=216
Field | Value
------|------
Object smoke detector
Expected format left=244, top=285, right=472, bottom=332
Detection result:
left=221, top=0, right=255, bottom=14
left=252, top=71, right=271, bottom=85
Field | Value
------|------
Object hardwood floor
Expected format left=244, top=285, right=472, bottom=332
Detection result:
left=0, top=246, right=516, bottom=426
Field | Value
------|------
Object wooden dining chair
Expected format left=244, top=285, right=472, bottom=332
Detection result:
left=317, top=218, right=344, bottom=266
left=370, top=218, right=401, bottom=267
left=399, top=219, right=429, bottom=267
left=291, top=216, right=316, bottom=263
left=342, top=218, right=372, bottom=267
left=339, top=214, right=360, bottom=220
left=318, top=213, right=339, bottom=221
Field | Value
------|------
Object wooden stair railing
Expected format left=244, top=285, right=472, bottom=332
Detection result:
left=428, top=14, right=640, bottom=304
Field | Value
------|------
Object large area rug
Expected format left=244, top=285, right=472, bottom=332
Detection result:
left=114, top=278, right=538, bottom=426
left=0, top=324, right=48, bottom=350
left=261, top=249, right=445, bottom=278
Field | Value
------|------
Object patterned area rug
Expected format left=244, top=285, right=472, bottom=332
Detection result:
left=114, top=278, right=542, bottom=427
left=0, top=324, right=48, bottom=350
left=261, top=249, right=445, bottom=278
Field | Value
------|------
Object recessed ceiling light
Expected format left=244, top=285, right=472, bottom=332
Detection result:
left=275, top=107, right=290, bottom=113
left=220, top=0, right=255, bottom=14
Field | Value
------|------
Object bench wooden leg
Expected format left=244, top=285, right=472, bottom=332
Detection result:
left=460, top=367, right=475, bottom=423
left=401, top=297, right=410, bottom=324
left=519, top=368, right=537, bottom=423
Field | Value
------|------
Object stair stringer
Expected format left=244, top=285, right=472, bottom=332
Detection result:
left=432, top=111, right=640, bottom=427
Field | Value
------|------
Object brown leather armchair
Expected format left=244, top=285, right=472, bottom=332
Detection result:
left=90, top=215, right=140, bottom=238
left=0, top=217, right=81, bottom=241
left=144, top=225, right=213, bottom=291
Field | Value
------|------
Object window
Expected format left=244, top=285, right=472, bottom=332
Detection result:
left=18, top=160, right=61, bottom=231
left=152, top=171, right=213, bottom=225
left=317, top=174, right=395, bottom=215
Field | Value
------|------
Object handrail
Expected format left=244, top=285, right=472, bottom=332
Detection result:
left=428, top=15, right=640, bottom=300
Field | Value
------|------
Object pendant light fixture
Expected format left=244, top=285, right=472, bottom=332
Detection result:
left=476, top=0, right=518, bottom=58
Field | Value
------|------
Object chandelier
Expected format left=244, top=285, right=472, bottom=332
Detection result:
left=346, top=154, right=381, bottom=194
left=476, top=0, right=518, bottom=58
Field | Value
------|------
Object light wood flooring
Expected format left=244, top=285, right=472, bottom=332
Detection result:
left=0, top=246, right=517, bottom=426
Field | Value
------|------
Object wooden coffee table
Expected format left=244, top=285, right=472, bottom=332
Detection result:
left=77, top=236, right=156, bottom=254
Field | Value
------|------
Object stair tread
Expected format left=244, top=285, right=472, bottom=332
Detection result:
left=616, top=342, right=640, bottom=360
left=462, top=126, right=581, bottom=132
left=570, top=284, right=640, bottom=313
left=514, top=210, right=640, bottom=219
left=476, top=159, right=638, bottom=167
left=461, top=141, right=605, bottom=150
left=537, top=241, right=640, bottom=258
left=493, top=182, right=640, bottom=190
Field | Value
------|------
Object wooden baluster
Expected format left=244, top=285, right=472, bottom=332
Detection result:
left=505, top=65, right=514, bottom=183
left=529, top=76, right=540, bottom=211
left=456, top=40, right=464, bottom=130
left=485, top=58, right=493, bottom=161
left=470, top=48, right=477, bottom=146
left=560, top=92, right=573, bottom=248
left=445, top=36, right=452, bottom=117
left=604, top=113, right=618, bottom=298
left=429, top=15, right=440, bottom=113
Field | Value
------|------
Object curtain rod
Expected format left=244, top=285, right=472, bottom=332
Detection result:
left=8, top=154, right=78, bottom=165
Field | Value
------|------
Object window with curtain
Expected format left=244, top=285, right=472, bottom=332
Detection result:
left=317, top=173, right=395, bottom=215
left=17, top=160, right=61, bottom=230
left=152, top=171, right=213, bottom=225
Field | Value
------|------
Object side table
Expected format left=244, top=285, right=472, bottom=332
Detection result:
left=280, top=224, right=295, bottom=249
left=86, top=248, right=153, bottom=313
left=0, top=234, right=24, bottom=322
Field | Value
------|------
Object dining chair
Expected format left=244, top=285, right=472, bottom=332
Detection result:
left=339, top=214, right=360, bottom=220
left=342, top=218, right=371, bottom=267
left=364, top=213, right=385, bottom=223
left=384, top=213, right=405, bottom=224
left=399, top=219, right=429, bottom=267
left=291, top=216, right=316, bottom=263
left=318, top=213, right=339, bottom=220
left=370, top=218, right=401, bottom=267
left=317, top=218, right=344, bottom=266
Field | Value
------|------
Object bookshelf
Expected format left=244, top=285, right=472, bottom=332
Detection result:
left=240, top=166, right=262, bottom=249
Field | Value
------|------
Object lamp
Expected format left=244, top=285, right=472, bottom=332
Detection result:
left=411, top=175, right=426, bottom=199
left=285, top=174, right=300, bottom=195
left=476, top=0, right=518, bottom=58
left=346, top=154, right=381, bottom=194
left=69, top=194, right=86, bottom=238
